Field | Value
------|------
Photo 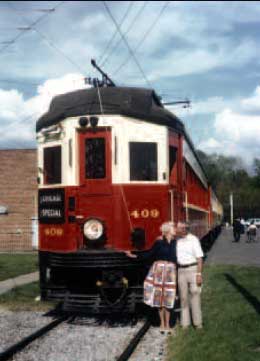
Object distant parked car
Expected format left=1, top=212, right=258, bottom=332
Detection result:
left=245, top=218, right=260, bottom=228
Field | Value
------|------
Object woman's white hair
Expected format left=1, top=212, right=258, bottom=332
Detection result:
left=160, top=222, right=174, bottom=234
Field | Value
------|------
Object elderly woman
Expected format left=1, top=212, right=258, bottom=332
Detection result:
left=125, top=222, right=177, bottom=334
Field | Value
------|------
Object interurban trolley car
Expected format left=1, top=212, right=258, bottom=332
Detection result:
left=36, top=86, right=223, bottom=313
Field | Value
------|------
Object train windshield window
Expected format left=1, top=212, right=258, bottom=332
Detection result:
left=44, top=146, right=62, bottom=184
left=85, top=138, right=106, bottom=179
left=169, top=146, right=177, bottom=174
left=129, top=142, right=158, bottom=181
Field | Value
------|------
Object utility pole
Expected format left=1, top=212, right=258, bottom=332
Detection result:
left=230, top=192, right=233, bottom=226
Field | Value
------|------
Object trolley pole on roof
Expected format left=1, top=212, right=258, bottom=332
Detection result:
left=90, top=59, right=116, bottom=87
left=162, top=99, right=191, bottom=108
left=230, top=192, right=233, bottom=226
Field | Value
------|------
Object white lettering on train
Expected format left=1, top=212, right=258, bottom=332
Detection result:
left=40, top=195, right=61, bottom=203
left=41, top=209, right=62, bottom=217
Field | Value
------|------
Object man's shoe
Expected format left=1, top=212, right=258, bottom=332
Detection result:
left=195, top=324, right=203, bottom=329
left=182, top=325, right=190, bottom=330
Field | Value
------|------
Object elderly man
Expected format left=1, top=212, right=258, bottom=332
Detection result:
left=176, top=221, right=204, bottom=329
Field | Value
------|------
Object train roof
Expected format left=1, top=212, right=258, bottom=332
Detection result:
left=36, top=86, right=210, bottom=186
left=36, top=86, right=184, bottom=133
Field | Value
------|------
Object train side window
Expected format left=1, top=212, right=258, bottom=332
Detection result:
left=129, top=142, right=158, bottom=181
left=68, top=138, right=72, bottom=167
left=169, top=146, right=177, bottom=174
left=85, top=138, right=106, bottom=179
left=183, top=160, right=187, bottom=184
left=43, top=146, right=62, bottom=184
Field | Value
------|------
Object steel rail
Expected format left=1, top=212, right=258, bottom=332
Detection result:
left=116, top=319, right=151, bottom=361
left=0, top=315, right=68, bottom=361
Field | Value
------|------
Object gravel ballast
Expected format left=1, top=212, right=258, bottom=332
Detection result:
left=1, top=312, right=169, bottom=361
left=0, top=310, right=53, bottom=353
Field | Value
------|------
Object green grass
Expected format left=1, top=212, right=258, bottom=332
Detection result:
left=0, top=253, right=38, bottom=281
left=0, top=282, right=56, bottom=311
left=167, top=265, right=260, bottom=361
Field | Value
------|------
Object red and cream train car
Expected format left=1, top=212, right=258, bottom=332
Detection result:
left=36, top=87, right=222, bottom=312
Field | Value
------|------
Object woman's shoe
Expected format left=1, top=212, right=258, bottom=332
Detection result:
left=166, top=328, right=176, bottom=336
left=159, top=327, right=165, bottom=334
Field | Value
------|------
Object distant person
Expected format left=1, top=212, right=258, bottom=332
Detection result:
left=239, top=218, right=245, bottom=234
left=233, top=218, right=242, bottom=242
left=247, top=221, right=257, bottom=243
left=176, top=222, right=204, bottom=329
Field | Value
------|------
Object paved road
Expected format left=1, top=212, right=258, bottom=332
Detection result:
left=0, top=272, right=39, bottom=295
left=206, top=227, right=260, bottom=267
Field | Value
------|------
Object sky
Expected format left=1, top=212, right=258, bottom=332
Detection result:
left=0, top=1, right=260, bottom=169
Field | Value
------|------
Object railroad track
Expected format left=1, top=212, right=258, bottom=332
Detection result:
left=0, top=315, right=151, bottom=361
left=116, top=319, right=151, bottom=361
left=0, top=316, right=68, bottom=361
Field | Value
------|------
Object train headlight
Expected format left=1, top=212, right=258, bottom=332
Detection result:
left=83, top=219, right=103, bottom=240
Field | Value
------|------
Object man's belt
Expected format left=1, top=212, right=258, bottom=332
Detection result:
left=178, top=262, right=198, bottom=268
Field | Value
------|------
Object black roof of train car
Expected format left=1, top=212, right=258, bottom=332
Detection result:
left=36, top=86, right=209, bottom=185
left=36, top=87, right=184, bottom=133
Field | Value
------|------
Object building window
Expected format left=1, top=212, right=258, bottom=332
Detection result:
left=85, top=138, right=106, bottom=179
left=129, top=142, right=158, bottom=181
left=44, top=146, right=62, bottom=184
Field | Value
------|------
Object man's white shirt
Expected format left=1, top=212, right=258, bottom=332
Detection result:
left=177, top=233, right=204, bottom=265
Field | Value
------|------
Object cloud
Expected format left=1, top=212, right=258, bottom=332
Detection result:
left=148, top=39, right=258, bottom=81
left=241, top=86, right=260, bottom=113
left=0, top=1, right=260, bottom=90
left=215, top=108, right=260, bottom=145
left=198, top=137, right=223, bottom=151
left=197, top=86, right=260, bottom=165
left=0, top=89, right=25, bottom=123
left=1, top=0, right=260, bottom=163
left=0, top=73, right=90, bottom=148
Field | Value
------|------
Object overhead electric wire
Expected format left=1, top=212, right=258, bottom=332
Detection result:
left=10, top=9, right=57, bottom=13
left=102, top=1, right=152, bottom=88
left=32, top=27, right=86, bottom=74
left=7, top=111, right=39, bottom=129
left=0, top=109, right=45, bottom=150
left=100, top=1, right=148, bottom=68
left=112, top=1, right=170, bottom=76
left=98, top=1, right=134, bottom=65
left=7, top=1, right=86, bottom=74
left=0, top=1, right=65, bottom=56
left=1, top=2, right=87, bottom=150
left=1, top=2, right=86, bottom=150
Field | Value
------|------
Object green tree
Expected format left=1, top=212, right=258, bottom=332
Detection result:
left=197, top=151, right=260, bottom=220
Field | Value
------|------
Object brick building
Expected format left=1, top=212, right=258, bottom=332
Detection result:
left=0, top=149, right=37, bottom=251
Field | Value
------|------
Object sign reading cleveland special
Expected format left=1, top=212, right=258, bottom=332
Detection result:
left=39, top=188, right=65, bottom=224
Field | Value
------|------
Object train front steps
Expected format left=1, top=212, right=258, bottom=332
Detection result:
left=61, top=291, right=142, bottom=315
